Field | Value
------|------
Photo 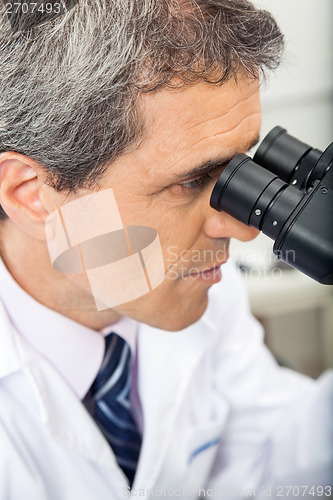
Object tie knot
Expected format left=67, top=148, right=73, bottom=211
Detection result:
left=91, top=332, right=131, bottom=401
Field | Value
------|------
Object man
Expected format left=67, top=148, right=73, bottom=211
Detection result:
left=0, top=1, right=332, bottom=499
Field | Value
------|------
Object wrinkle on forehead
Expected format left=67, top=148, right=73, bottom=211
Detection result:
left=182, top=88, right=260, bottom=136
left=138, top=76, right=259, bottom=140
left=135, top=77, right=261, bottom=174
left=177, top=110, right=261, bottom=163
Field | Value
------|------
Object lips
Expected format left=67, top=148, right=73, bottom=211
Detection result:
left=200, top=264, right=223, bottom=276
left=185, top=261, right=227, bottom=277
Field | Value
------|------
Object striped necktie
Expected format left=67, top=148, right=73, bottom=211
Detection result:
left=87, top=332, right=142, bottom=485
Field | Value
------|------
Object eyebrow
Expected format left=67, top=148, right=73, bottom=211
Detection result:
left=173, top=135, right=260, bottom=182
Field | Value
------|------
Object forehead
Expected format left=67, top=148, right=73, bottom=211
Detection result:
left=135, top=75, right=261, bottom=176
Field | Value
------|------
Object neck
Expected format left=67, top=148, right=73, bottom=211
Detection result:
left=0, top=220, right=122, bottom=330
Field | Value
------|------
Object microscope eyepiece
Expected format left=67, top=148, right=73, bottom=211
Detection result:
left=253, top=126, right=323, bottom=191
left=210, top=127, right=333, bottom=284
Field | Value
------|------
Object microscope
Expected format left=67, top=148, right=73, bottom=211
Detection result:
left=210, top=127, right=333, bottom=285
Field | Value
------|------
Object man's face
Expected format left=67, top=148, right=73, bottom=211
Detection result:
left=54, top=75, right=261, bottom=330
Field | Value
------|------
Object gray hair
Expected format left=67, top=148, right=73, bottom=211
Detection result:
left=0, top=0, right=284, bottom=219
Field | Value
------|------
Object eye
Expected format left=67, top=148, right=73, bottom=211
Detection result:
left=172, top=174, right=215, bottom=195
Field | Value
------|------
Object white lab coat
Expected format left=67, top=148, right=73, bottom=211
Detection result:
left=0, top=261, right=332, bottom=499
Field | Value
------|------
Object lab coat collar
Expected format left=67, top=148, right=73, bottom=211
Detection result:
left=0, top=300, right=23, bottom=377
left=0, top=302, right=125, bottom=478
left=0, top=256, right=105, bottom=400
left=0, top=255, right=138, bottom=400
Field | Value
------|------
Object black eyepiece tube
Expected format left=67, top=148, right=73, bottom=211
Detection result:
left=253, top=126, right=321, bottom=186
left=210, top=153, right=304, bottom=240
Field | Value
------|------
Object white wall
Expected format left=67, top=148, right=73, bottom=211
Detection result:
left=255, top=0, right=333, bottom=148
left=233, top=0, right=333, bottom=377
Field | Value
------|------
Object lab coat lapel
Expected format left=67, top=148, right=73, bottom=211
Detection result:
left=133, top=319, right=213, bottom=490
left=0, top=301, right=23, bottom=377
left=0, top=304, right=129, bottom=493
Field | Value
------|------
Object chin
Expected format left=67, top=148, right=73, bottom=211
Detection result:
left=114, top=282, right=210, bottom=332
left=154, top=294, right=209, bottom=332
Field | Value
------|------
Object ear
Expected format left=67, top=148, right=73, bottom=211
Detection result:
left=0, top=152, right=50, bottom=241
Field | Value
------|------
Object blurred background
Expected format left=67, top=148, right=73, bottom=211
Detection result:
left=231, top=0, right=333, bottom=378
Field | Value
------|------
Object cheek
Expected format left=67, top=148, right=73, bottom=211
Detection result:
left=112, top=188, right=168, bottom=228
left=113, top=189, right=207, bottom=270
left=160, top=209, right=207, bottom=271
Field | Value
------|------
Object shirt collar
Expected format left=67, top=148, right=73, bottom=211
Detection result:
left=0, top=255, right=138, bottom=400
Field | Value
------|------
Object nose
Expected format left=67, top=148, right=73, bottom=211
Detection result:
left=203, top=210, right=259, bottom=242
